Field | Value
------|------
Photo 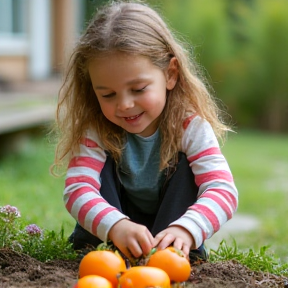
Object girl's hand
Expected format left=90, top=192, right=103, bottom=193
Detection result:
left=108, top=219, right=155, bottom=259
left=153, top=225, right=195, bottom=258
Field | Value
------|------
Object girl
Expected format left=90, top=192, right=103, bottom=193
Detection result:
left=52, top=1, right=238, bottom=261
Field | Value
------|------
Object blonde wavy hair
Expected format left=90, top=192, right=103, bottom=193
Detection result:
left=52, top=0, right=230, bottom=174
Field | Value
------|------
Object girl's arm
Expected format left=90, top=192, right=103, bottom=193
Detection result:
left=170, top=115, right=238, bottom=249
left=63, top=130, right=128, bottom=242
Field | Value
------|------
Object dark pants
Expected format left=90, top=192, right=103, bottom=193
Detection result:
left=69, top=152, right=207, bottom=260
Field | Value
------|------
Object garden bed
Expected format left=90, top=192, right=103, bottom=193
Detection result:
left=1, top=248, right=287, bottom=288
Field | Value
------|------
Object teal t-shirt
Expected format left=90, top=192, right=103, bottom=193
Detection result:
left=118, top=130, right=166, bottom=214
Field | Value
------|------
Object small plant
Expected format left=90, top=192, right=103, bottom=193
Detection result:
left=210, top=239, right=288, bottom=277
left=0, top=204, right=77, bottom=262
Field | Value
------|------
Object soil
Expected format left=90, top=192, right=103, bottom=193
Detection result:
left=1, top=248, right=288, bottom=288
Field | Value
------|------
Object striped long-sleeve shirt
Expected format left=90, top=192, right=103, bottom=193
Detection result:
left=64, top=115, right=238, bottom=248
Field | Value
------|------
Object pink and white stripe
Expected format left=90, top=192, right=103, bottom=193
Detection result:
left=171, top=115, right=238, bottom=248
left=63, top=134, right=128, bottom=241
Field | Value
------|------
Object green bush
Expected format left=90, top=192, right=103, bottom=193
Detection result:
left=146, top=0, right=288, bottom=132
left=241, top=0, right=288, bottom=132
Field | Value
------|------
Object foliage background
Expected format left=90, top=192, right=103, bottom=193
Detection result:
left=154, top=0, right=288, bottom=133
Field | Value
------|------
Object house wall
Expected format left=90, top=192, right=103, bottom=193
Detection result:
left=52, top=0, right=79, bottom=73
left=0, top=55, right=27, bottom=81
left=0, top=0, right=81, bottom=83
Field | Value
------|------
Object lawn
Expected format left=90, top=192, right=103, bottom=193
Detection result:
left=0, top=132, right=74, bottom=234
left=220, top=130, right=288, bottom=262
left=0, top=129, right=287, bottom=262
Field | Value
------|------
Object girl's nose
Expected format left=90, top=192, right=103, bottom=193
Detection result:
left=117, top=95, right=134, bottom=111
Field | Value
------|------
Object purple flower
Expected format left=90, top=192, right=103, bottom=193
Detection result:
left=0, top=205, right=21, bottom=222
left=25, top=224, right=43, bottom=236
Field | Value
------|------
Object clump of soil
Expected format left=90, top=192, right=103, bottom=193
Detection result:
left=0, top=249, right=79, bottom=288
left=1, top=248, right=287, bottom=288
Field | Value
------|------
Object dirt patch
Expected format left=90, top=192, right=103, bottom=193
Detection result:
left=0, top=249, right=78, bottom=288
left=1, top=248, right=287, bottom=288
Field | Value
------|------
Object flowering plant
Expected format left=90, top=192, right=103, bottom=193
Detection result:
left=0, top=205, right=22, bottom=249
left=0, top=205, right=21, bottom=222
left=0, top=204, right=76, bottom=262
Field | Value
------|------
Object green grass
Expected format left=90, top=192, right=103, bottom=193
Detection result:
left=0, top=133, right=75, bottom=235
left=210, top=240, right=288, bottom=277
left=221, top=130, right=288, bottom=262
left=0, top=129, right=288, bottom=266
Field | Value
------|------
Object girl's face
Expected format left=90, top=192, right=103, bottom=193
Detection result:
left=89, top=52, right=177, bottom=137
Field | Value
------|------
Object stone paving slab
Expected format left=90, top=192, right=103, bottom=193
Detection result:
left=206, top=213, right=260, bottom=250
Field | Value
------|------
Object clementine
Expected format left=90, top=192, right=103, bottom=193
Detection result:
left=74, top=275, right=112, bottom=288
left=118, top=266, right=170, bottom=288
left=146, top=247, right=191, bottom=282
left=79, top=250, right=126, bottom=288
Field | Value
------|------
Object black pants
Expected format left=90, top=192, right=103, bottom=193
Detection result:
left=69, top=152, right=207, bottom=260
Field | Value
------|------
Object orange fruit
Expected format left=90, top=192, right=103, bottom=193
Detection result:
left=146, top=247, right=191, bottom=282
left=118, top=266, right=170, bottom=288
left=79, top=250, right=126, bottom=288
left=74, top=275, right=112, bottom=288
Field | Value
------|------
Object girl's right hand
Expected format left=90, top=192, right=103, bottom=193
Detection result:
left=108, top=219, right=154, bottom=259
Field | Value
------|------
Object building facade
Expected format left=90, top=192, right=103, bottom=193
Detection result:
left=0, top=0, right=83, bottom=82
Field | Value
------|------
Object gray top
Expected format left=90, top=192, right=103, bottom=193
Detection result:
left=118, top=129, right=166, bottom=214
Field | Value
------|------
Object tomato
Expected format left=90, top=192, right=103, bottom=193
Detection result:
left=118, top=266, right=170, bottom=288
left=79, top=250, right=126, bottom=288
left=146, top=247, right=191, bottom=282
left=74, top=275, right=112, bottom=288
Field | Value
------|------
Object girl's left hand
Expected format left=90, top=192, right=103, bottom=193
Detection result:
left=153, top=225, right=195, bottom=258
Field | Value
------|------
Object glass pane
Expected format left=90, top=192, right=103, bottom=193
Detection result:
left=12, top=0, right=27, bottom=33
left=0, top=0, right=27, bottom=34
left=0, top=0, right=12, bottom=33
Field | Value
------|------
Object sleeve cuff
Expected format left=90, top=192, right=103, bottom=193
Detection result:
left=96, top=210, right=130, bottom=242
left=169, top=217, right=204, bottom=249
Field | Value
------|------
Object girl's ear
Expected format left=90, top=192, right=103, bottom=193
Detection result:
left=166, top=57, right=179, bottom=90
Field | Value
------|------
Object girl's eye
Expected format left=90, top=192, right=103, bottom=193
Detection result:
left=102, top=93, right=115, bottom=98
left=132, top=86, right=147, bottom=93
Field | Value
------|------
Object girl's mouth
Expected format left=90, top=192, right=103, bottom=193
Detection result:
left=124, top=112, right=144, bottom=121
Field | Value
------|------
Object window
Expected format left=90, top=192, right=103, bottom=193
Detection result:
left=0, top=0, right=28, bottom=55
left=0, top=0, right=27, bottom=34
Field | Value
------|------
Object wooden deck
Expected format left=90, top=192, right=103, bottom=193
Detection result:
left=0, top=95, right=56, bottom=134
left=0, top=79, right=60, bottom=135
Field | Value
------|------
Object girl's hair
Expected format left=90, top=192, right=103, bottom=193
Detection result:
left=52, top=0, right=230, bottom=174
